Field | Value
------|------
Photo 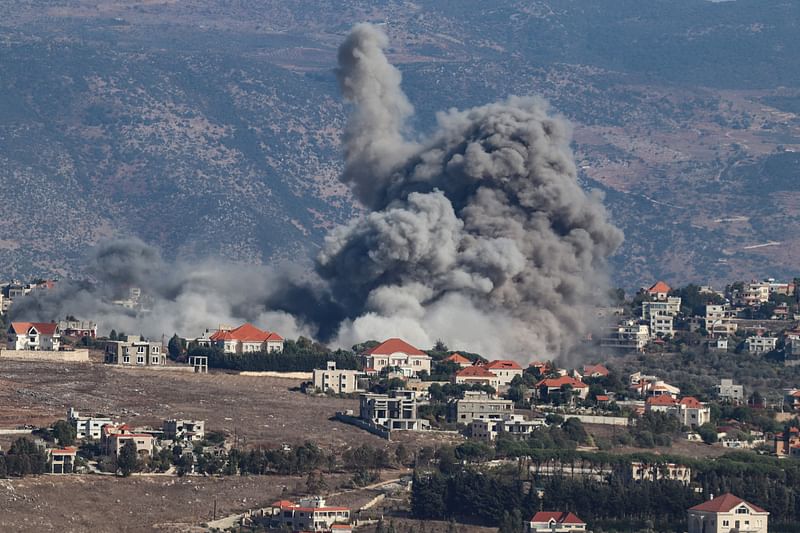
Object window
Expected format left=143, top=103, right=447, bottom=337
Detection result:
left=123, top=355, right=130, bottom=364
left=736, top=507, right=749, bottom=514
left=137, top=355, right=145, bottom=364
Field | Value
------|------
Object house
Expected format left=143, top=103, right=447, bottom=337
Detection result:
left=705, top=305, right=738, bottom=337
left=483, top=360, right=524, bottom=387
left=646, top=281, right=672, bottom=301
left=313, top=361, right=366, bottom=394
left=642, top=297, right=681, bottom=337
left=101, top=424, right=155, bottom=456
left=443, top=353, right=473, bottom=367
left=163, top=419, right=205, bottom=442
left=67, top=408, right=113, bottom=440
left=745, top=335, right=777, bottom=354
left=710, top=338, right=729, bottom=351
left=645, top=396, right=710, bottom=428
left=528, top=511, right=587, bottom=532
left=631, top=377, right=680, bottom=399
left=359, top=390, right=429, bottom=431
left=266, top=497, right=350, bottom=532
left=535, top=376, right=589, bottom=401
left=742, top=281, right=771, bottom=306
left=471, top=414, right=545, bottom=442
left=687, top=493, right=768, bottom=533
left=360, top=338, right=432, bottom=377
left=645, top=394, right=678, bottom=414
left=7, top=322, right=61, bottom=351
left=105, top=336, right=166, bottom=366
left=582, top=364, right=610, bottom=378
left=626, top=461, right=691, bottom=485
left=209, top=323, right=284, bottom=354
left=447, top=391, right=514, bottom=424
left=716, top=379, right=744, bottom=403
left=57, top=320, right=98, bottom=339
left=49, top=447, right=78, bottom=474
left=601, top=320, right=650, bottom=351
left=773, top=427, right=800, bottom=457
left=454, top=365, right=501, bottom=389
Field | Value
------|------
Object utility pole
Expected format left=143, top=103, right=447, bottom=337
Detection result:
left=213, top=498, right=217, bottom=521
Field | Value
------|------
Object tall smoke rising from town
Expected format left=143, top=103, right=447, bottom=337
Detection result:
left=13, top=23, right=623, bottom=361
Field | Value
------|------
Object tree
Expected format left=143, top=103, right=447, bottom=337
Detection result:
left=117, top=440, right=140, bottom=477
left=168, top=334, right=183, bottom=361
left=698, top=423, right=718, bottom=444
left=109, top=329, right=117, bottom=341
left=395, top=443, right=409, bottom=466
left=52, top=420, right=77, bottom=446
left=6, top=438, right=47, bottom=477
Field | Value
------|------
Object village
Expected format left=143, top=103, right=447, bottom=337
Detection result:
left=2, top=277, right=800, bottom=532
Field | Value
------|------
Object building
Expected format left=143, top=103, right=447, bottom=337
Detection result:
left=645, top=396, right=710, bottom=428
left=447, top=391, right=514, bottom=424
left=58, top=320, right=98, bottom=338
left=443, top=353, right=473, bottom=367
left=535, top=376, right=589, bottom=401
left=582, top=364, right=610, bottom=378
left=266, top=497, right=350, bottom=532
left=646, top=281, right=672, bottom=301
left=49, top=447, right=78, bottom=474
left=716, top=379, right=744, bottom=403
left=687, top=493, right=768, bottom=533
left=642, top=297, right=681, bottom=337
left=745, top=335, right=778, bottom=354
left=105, top=336, right=166, bottom=366
left=7, top=322, right=61, bottom=351
left=601, top=320, right=650, bottom=351
left=483, top=360, right=524, bottom=387
left=163, top=419, right=205, bottom=442
left=705, top=305, right=738, bottom=337
left=471, top=414, right=545, bottom=442
left=101, top=424, right=155, bottom=456
left=454, top=365, right=501, bottom=389
left=208, top=323, right=284, bottom=354
left=742, top=282, right=771, bottom=306
left=773, top=427, right=800, bottom=457
left=626, top=461, right=691, bottom=485
left=67, top=408, right=113, bottom=440
left=631, top=377, right=681, bottom=399
left=360, top=338, right=432, bottom=377
left=359, top=390, right=429, bottom=431
left=529, top=511, right=587, bottom=532
left=312, top=361, right=366, bottom=394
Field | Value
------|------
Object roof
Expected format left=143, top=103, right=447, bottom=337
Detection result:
left=583, top=364, right=610, bottom=376
left=10, top=322, right=59, bottom=335
left=444, top=353, right=471, bottom=365
left=689, top=493, right=767, bottom=514
left=456, top=366, right=497, bottom=379
left=209, top=323, right=283, bottom=342
left=646, top=395, right=677, bottom=406
left=536, top=376, right=588, bottom=389
left=366, top=338, right=426, bottom=356
left=51, top=447, right=78, bottom=455
left=648, top=281, right=671, bottom=294
left=530, top=511, right=585, bottom=525
left=679, top=396, right=704, bottom=408
left=485, top=360, right=522, bottom=370
left=595, top=395, right=610, bottom=402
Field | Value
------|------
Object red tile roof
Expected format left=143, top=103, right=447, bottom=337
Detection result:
left=51, top=447, right=78, bottom=455
left=485, top=360, right=522, bottom=370
left=536, top=376, right=588, bottom=389
left=209, top=323, right=282, bottom=342
left=10, top=322, right=59, bottom=335
left=689, top=493, right=767, bottom=514
left=679, top=396, right=704, bottom=408
left=583, top=364, right=610, bottom=377
left=530, top=511, right=585, bottom=525
left=648, top=281, right=671, bottom=294
left=646, top=395, right=677, bottom=406
left=456, top=366, right=497, bottom=379
left=444, top=353, right=471, bottom=365
left=595, top=395, right=610, bottom=402
left=366, top=338, right=426, bottom=356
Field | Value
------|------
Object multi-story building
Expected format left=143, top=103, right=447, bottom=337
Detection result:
left=745, top=335, right=778, bottom=354
left=716, top=379, right=744, bottom=403
left=68, top=408, right=113, bottom=440
left=687, top=494, right=768, bottom=533
left=312, top=361, right=366, bottom=394
left=447, top=391, right=514, bottom=424
left=470, top=414, right=545, bottom=442
left=601, top=320, right=650, bottom=351
left=642, top=297, right=681, bottom=337
left=163, top=419, right=205, bottom=442
left=626, top=461, right=691, bottom=485
left=7, top=322, right=61, bottom=351
left=49, top=447, right=78, bottom=474
left=645, top=396, right=710, bottom=428
left=101, top=424, right=155, bottom=456
left=742, top=282, right=771, bottom=306
left=453, top=365, right=501, bottom=389
left=646, top=281, right=672, bottom=301
left=58, top=320, right=98, bottom=338
left=266, top=497, right=351, bottom=532
left=208, top=323, right=284, bottom=354
left=359, top=390, right=429, bottom=431
left=483, top=360, right=523, bottom=388
left=105, top=336, right=166, bottom=366
left=528, top=512, right=587, bottom=532
left=360, top=338, right=432, bottom=377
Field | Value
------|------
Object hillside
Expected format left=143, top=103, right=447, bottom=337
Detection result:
left=1, top=0, right=799, bottom=288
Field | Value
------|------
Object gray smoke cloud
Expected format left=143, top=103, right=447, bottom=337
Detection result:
left=13, top=24, right=623, bottom=362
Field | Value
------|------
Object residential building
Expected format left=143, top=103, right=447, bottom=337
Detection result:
left=705, top=305, right=738, bottom=337
left=642, top=297, right=681, bottom=337
left=359, top=390, right=429, bottom=431
left=529, top=511, right=587, bottom=532
left=582, top=364, right=610, bottom=378
left=601, top=320, right=650, bottom=351
left=535, top=376, right=589, bottom=401
left=209, top=323, right=284, bottom=354
left=786, top=337, right=800, bottom=365
left=773, top=427, right=800, bottom=457
left=101, top=424, right=155, bottom=456
left=105, top=336, right=166, bottom=366
left=484, top=360, right=523, bottom=387
left=645, top=396, right=710, bottom=428
left=626, top=461, right=691, bottom=485
left=745, top=335, right=777, bottom=354
left=784, top=388, right=800, bottom=411
left=454, top=365, right=501, bottom=389
left=646, top=281, right=672, bottom=301
left=68, top=408, right=113, bottom=440
left=447, top=391, right=513, bottom=424
left=443, top=353, right=473, bottom=367
left=163, top=419, right=205, bottom=442
left=716, top=379, right=744, bottom=403
left=742, top=281, right=771, bottom=306
left=58, top=320, right=98, bottom=338
left=471, top=414, right=545, bottom=442
left=49, top=447, right=78, bottom=474
left=710, top=338, right=729, bottom=351
left=312, top=361, right=366, bottom=394
left=7, top=322, right=61, bottom=351
left=687, top=493, right=768, bottom=533
left=266, top=497, right=350, bottom=532
left=360, top=338, right=432, bottom=377
left=631, top=378, right=680, bottom=398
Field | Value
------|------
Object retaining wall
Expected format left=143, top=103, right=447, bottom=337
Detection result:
left=0, top=349, right=90, bottom=363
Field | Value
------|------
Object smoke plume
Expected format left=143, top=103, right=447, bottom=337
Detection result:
left=13, top=24, right=623, bottom=361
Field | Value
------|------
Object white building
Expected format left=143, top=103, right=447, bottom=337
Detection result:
left=602, top=320, right=650, bottom=351
left=208, top=323, right=284, bottom=354
left=628, top=461, right=691, bottom=485
left=716, top=379, right=744, bottom=403
left=687, top=493, right=768, bottom=533
left=471, top=414, right=545, bottom=442
left=645, top=396, right=710, bottom=428
left=312, top=361, right=366, bottom=394
left=642, top=297, right=681, bottom=337
left=67, top=408, right=113, bottom=440
left=7, top=322, right=61, bottom=351
left=360, top=338, right=432, bottom=377
left=359, top=390, right=429, bottom=431
left=483, top=360, right=524, bottom=388
left=745, top=335, right=778, bottom=354
left=529, top=512, right=587, bottom=532
left=742, top=282, right=770, bottom=306
left=267, top=497, right=350, bottom=532
left=163, top=419, right=205, bottom=442
left=104, top=336, right=165, bottom=366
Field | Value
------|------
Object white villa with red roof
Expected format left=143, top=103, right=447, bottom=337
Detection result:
left=7, top=321, right=61, bottom=351
left=454, top=365, right=501, bottom=389
left=535, top=376, right=589, bottom=401
left=646, top=280, right=672, bottom=301
left=443, top=352, right=472, bottom=368
left=687, top=493, right=768, bottom=533
left=645, top=395, right=711, bottom=428
left=209, top=323, right=284, bottom=354
left=529, top=511, right=586, bottom=532
left=484, top=360, right=523, bottom=387
left=361, top=338, right=431, bottom=377
left=266, top=496, right=351, bottom=532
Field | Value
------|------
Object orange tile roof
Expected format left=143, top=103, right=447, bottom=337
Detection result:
left=456, top=366, right=497, bottom=378
left=444, top=353, right=471, bottom=365
left=646, top=395, right=677, bottom=406
left=648, top=281, right=671, bottom=294
left=689, top=493, right=767, bottom=514
left=485, top=360, right=522, bottom=370
left=536, top=376, right=588, bottom=389
left=10, top=322, right=59, bottom=335
left=595, top=395, right=610, bottom=402
left=530, top=511, right=585, bottom=525
left=209, top=323, right=282, bottom=342
left=366, top=338, right=426, bottom=356
left=679, top=396, right=703, bottom=408
left=583, top=364, right=609, bottom=376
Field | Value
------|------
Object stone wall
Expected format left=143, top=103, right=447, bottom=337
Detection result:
left=0, top=349, right=90, bottom=362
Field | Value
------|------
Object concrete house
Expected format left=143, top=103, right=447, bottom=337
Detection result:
left=360, top=338, right=432, bottom=377
left=101, top=424, right=155, bottom=456
left=359, top=390, right=429, bottom=431
left=163, top=419, right=205, bottom=442
left=209, top=323, right=284, bottom=354
left=745, top=335, right=778, bottom=354
left=68, top=408, right=113, bottom=440
left=105, top=336, right=165, bottom=366
left=266, top=497, right=350, bottom=532
left=58, top=320, right=98, bottom=338
left=312, top=361, right=366, bottom=394
left=529, top=511, right=587, bottom=532
left=687, top=493, right=768, bottom=533
left=7, top=322, right=61, bottom=351
left=716, top=379, right=744, bottom=403
left=447, top=391, right=514, bottom=424
left=49, top=447, right=78, bottom=474
left=454, top=365, right=501, bottom=389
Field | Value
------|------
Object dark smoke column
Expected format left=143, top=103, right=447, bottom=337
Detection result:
left=319, top=23, right=624, bottom=361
